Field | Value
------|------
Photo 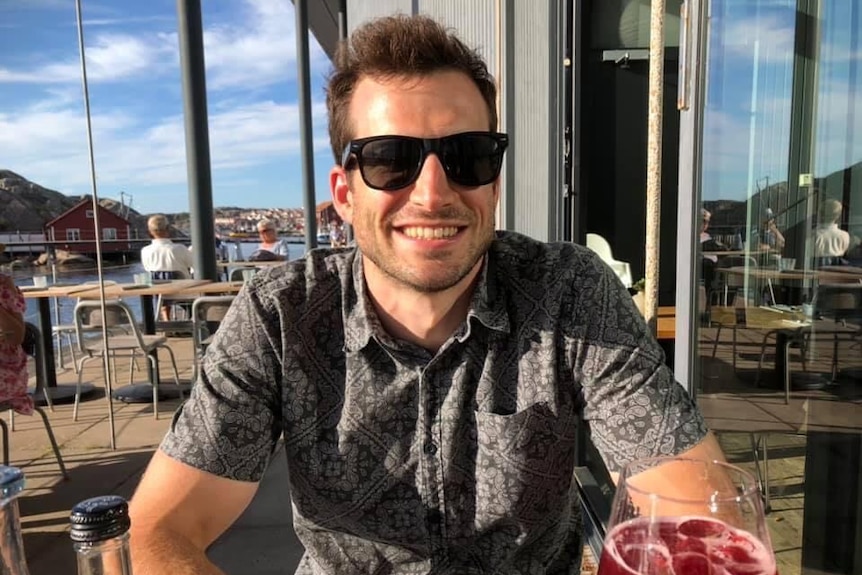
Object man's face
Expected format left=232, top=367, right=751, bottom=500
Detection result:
left=330, top=71, right=500, bottom=294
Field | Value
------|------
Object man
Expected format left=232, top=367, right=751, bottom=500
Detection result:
left=141, top=214, right=194, bottom=319
left=252, top=218, right=291, bottom=260
left=129, top=14, right=726, bottom=574
left=813, top=199, right=850, bottom=265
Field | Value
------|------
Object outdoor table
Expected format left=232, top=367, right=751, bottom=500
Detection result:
left=21, top=283, right=103, bottom=403
left=723, top=266, right=862, bottom=305
left=175, top=280, right=245, bottom=296
left=71, top=279, right=211, bottom=402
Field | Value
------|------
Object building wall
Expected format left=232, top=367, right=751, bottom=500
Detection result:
left=46, top=203, right=131, bottom=254
left=346, top=1, right=566, bottom=242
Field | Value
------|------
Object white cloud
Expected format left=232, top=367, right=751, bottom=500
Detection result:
left=0, top=96, right=330, bottom=210
left=0, top=0, right=328, bottom=89
left=0, top=32, right=174, bottom=84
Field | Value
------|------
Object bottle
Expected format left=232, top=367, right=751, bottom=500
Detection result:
left=69, top=495, right=133, bottom=575
left=0, top=466, right=31, bottom=575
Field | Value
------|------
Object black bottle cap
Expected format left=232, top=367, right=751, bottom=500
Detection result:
left=0, top=466, right=24, bottom=502
left=69, top=495, right=131, bottom=543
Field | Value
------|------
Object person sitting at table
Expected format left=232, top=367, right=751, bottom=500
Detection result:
left=699, top=208, right=727, bottom=297
left=127, top=14, right=728, bottom=575
left=0, top=247, right=34, bottom=416
left=758, top=208, right=785, bottom=253
left=141, top=214, right=195, bottom=320
left=254, top=218, right=291, bottom=261
left=813, top=199, right=850, bottom=266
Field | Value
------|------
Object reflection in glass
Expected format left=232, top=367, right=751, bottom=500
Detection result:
left=693, top=2, right=862, bottom=575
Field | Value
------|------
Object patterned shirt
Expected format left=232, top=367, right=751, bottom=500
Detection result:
left=161, top=231, right=707, bottom=575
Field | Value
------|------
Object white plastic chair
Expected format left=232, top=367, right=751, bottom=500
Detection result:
left=586, top=233, right=634, bottom=288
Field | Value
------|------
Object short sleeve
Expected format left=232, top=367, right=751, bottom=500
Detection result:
left=572, top=259, right=708, bottom=473
left=159, top=285, right=284, bottom=481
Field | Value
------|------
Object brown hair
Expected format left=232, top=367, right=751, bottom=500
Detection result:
left=326, top=14, right=498, bottom=163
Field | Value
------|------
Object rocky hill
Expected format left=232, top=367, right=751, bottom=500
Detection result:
left=0, top=170, right=149, bottom=235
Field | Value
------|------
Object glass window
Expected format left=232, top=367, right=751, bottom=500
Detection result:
left=66, top=228, right=81, bottom=241
left=103, top=228, right=117, bottom=240
left=692, top=2, right=862, bottom=575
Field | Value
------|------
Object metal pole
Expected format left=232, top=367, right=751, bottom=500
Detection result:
left=295, top=0, right=318, bottom=251
left=74, top=0, right=117, bottom=450
left=644, top=0, right=666, bottom=334
left=337, top=0, right=352, bottom=245
left=177, top=0, right=218, bottom=280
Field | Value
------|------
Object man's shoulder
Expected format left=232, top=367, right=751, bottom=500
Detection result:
left=250, top=247, right=354, bottom=302
left=490, top=231, right=602, bottom=284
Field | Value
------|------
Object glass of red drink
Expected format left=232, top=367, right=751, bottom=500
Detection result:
left=598, top=457, right=775, bottom=575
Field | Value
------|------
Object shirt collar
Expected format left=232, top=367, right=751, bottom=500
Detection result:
left=342, top=244, right=511, bottom=353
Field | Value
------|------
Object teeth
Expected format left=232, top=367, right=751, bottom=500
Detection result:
left=402, top=226, right=459, bottom=239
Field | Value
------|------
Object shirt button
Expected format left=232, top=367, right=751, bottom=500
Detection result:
left=423, top=442, right=438, bottom=456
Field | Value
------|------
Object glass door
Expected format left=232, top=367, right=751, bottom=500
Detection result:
left=679, top=1, right=862, bottom=574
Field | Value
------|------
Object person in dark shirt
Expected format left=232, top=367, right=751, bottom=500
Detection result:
left=128, top=14, right=727, bottom=575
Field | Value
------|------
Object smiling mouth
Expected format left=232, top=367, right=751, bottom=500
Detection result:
left=399, top=226, right=461, bottom=239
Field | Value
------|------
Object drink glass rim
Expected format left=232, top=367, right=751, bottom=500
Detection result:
left=620, top=456, right=760, bottom=504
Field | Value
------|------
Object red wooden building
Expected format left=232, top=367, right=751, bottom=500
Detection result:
left=44, top=199, right=134, bottom=255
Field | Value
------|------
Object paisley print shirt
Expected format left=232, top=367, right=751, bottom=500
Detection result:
left=161, top=231, right=707, bottom=574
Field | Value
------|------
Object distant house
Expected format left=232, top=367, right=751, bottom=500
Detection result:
left=44, top=199, right=133, bottom=255
left=316, top=201, right=342, bottom=231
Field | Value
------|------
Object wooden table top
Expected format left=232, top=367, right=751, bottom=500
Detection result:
left=20, top=283, right=108, bottom=299
left=71, top=279, right=211, bottom=299
left=655, top=306, right=675, bottom=340
left=175, top=281, right=244, bottom=295
left=723, top=266, right=862, bottom=283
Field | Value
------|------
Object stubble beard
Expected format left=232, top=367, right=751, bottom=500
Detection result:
left=357, top=218, right=496, bottom=294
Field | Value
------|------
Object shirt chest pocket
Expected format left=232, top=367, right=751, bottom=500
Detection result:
left=473, top=401, right=577, bottom=530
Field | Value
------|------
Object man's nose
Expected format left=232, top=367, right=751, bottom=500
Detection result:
left=408, top=154, right=457, bottom=209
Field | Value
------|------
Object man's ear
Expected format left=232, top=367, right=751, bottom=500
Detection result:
left=330, top=166, right=353, bottom=224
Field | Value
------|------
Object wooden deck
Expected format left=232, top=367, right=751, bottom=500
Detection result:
left=697, top=319, right=862, bottom=575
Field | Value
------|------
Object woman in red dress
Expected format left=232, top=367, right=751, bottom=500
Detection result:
left=0, top=244, right=34, bottom=415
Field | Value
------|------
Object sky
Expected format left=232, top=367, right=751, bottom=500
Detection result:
left=0, top=0, right=335, bottom=215
left=700, top=0, right=862, bottom=205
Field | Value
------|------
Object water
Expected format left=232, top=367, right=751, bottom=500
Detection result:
left=11, top=240, right=310, bottom=328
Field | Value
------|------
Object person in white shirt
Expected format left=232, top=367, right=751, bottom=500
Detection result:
left=813, top=199, right=850, bottom=264
left=141, top=214, right=194, bottom=319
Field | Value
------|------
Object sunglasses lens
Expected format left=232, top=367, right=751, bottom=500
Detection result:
left=359, top=138, right=422, bottom=190
left=441, top=134, right=505, bottom=187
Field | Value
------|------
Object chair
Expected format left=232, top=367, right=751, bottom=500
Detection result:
left=228, top=267, right=257, bottom=282
left=51, top=280, right=120, bottom=372
left=190, top=295, right=236, bottom=382
left=1, top=323, right=68, bottom=479
left=710, top=255, right=759, bottom=307
left=150, top=270, right=190, bottom=324
left=72, top=300, right=183, bottom=421
left=810, top=283, right=862, bottom=381
left=585, top=233, right=633, bottom=288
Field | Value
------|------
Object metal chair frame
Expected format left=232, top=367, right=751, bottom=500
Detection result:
left=1, top=323, right=68, bottom=479
left=72, top=300, right=182, bottom=421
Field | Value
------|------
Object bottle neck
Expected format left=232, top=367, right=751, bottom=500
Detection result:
left=74, top=533, right=132, bottom=575
left=0, top=498, right=31, bottom=575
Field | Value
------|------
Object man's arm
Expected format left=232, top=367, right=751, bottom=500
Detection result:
left=609, top=431, right=726, bottom=486
left=129, top=450, right=258, bottom=575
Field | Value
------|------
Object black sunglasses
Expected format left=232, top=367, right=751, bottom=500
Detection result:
left=341, top=131, right=509, bottom=191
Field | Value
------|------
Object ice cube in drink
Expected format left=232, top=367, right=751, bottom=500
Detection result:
left=597, top=516, right=775, bottom=575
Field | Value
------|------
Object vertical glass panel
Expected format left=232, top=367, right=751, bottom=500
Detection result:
left=694, top=2, right=862, bottom=575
